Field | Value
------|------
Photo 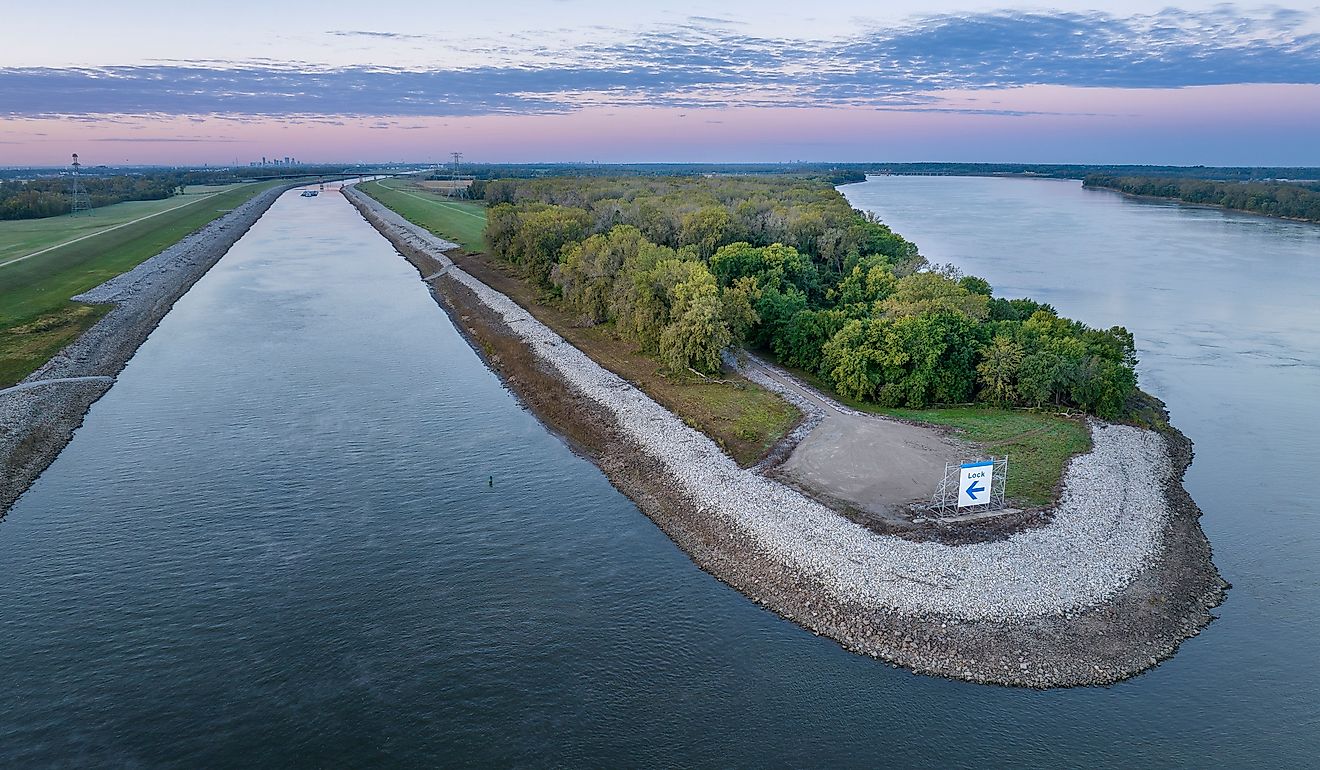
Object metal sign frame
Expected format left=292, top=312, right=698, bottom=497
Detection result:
left=931, top=455, right=1008, bottom=514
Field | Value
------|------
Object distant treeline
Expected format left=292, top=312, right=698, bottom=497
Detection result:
left=0, top=164, right=382, bottom=220
left=456, top=164, right=870, bottom=184
left=1083, top=175, right=1320, bottom=223
left=453, top=162, right=1320, bottom=184
left=869, top=163, right=1320, bottom=182
left=479, top=175, right=1138, bottom=418
left=0, top=175, right=179, bottom=220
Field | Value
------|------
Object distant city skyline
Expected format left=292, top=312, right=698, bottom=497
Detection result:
left=2, top=1, right=1318, bottom=165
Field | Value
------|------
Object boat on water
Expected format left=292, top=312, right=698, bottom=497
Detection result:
left=300, top=190, right=319, bottom=197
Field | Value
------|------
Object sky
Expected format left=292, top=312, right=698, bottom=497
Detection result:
left=2, top=0, right=1319, bottom=166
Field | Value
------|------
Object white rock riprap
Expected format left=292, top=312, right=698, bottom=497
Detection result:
left=445, top=265, right=1172, bottom=621
left=347, top=186, right=1176, bottom=624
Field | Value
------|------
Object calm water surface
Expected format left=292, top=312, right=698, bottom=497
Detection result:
left=1, top=181, right=1317, bottom=767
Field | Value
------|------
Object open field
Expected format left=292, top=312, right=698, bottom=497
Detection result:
left=418, top=179, right=474, bottom=192
left=0, top=181, right=283, bottom=387
left=357, top=178, right=487, bottom=252
left=4, top=193, right=219, bottom=265
left=882, top=407, right=1092, bottom=507
left=179, top=184, right=247, bottom=195
left=789, top=363, right=1092, bottom=507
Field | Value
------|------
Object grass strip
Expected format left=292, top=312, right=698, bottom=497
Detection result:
left=357, top=178, right=489, bottom=252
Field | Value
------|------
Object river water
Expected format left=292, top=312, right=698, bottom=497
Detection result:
left=1, top=181, right=1317, bottom=767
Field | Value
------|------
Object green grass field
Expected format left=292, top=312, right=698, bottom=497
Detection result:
left=0, top=184, right=249, bottom=265
left=789, top=367, right=1092, bottom=507
left=880, top=406, right=1092, bottom=506
left=0, top=181, right=283, bottom=387
left=357, top=178, right=487, bottom=251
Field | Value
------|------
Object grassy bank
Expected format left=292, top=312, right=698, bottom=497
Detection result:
left=0, top=181, right=283, bottom=387
left=357, top=178, right=487, bottom=252
left=359, top=185, right=800, bottom=467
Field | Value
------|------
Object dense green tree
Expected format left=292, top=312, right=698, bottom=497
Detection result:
left=709, top=242, right=766, bottom=287
left=988, top=297, right=1055, bottom=322
left=959, top=275, right=993, bottom=296
left=484, top=173, right=1140, bottom=418
left=553, top=226, right=646, bottom=323
left=879, top=272, right=990, bottom=320
left=772, top=308, right=847, bottom=372
left=510, top=205, right=592, bottom=288
left=821, top=312, right=985, bottom=408
left=484, top=203, right=521, bottom=258
left=679, top=205, right=731, bottom=260
left=1084, top=175, right=1320, bottom=223
left=0, top=173, right=179, bottom=220
left=977, top=335, right=1024, bottom=405
left=720, top=277, right=761, bottom=344
left=752, top=284, right=808, bottom=349
left=660, top=289, right=731, bottom=373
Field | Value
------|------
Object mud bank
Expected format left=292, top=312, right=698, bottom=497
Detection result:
left=0, top=184, right=293, bottom=516
left=346, top=187, right=1227, bottom=688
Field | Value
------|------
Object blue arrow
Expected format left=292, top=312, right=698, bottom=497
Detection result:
left=966, top=480, right=985, bottom=500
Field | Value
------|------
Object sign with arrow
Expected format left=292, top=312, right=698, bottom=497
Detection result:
left=957, top=460, right=995, bottom=508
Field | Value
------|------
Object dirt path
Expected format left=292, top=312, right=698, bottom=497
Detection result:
left=744, top=357, right=967, bottom=518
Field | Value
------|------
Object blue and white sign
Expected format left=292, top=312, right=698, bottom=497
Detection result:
left=958, top=460, right=995, bottom=507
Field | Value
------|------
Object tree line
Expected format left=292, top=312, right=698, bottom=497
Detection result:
left=456, top=162, right=1320, bottom=184
left=0, top=164, right=383, bottom=220
left=481, top=175, right=1139, bottom=418
left=0, top=174, right=181, bottom=220
left=1084, top=175, right=1320, bottom=223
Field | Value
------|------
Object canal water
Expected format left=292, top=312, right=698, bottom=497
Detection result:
left=1, top=181, right=1317, bottom=767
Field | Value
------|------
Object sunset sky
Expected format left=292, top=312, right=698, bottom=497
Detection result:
left=2, top=1, right=1319, bottom=166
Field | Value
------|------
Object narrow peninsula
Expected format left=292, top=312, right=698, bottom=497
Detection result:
left=345, top=176, right=1227, bottom=688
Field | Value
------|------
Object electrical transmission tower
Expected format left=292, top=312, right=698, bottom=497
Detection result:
left=448, top=152, right=464, bottom=198
left=69, top=153, right=93, bottom=215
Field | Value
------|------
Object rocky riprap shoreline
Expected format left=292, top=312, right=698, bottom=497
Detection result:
left=0, top=184, right=292, bottom=515
left=347, top=186, right=1228, bottom=687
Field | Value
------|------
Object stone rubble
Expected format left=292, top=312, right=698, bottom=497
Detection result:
left=447, top=264, right=1171, bottom=621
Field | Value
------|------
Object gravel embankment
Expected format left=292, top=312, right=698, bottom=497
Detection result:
left=1, top=184, right=292, bottom=515
left=347, top=186, right=1227, bottom=686
left=450, top=261, right=1171, bottom=619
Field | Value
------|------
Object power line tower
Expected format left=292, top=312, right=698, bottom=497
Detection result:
left=69, top=153, right=93, bottom=215
left=448, top=152, right=464, bottom=198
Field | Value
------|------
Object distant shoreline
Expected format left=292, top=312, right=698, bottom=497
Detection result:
left=1081, top=184, right=1320, bottom=225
